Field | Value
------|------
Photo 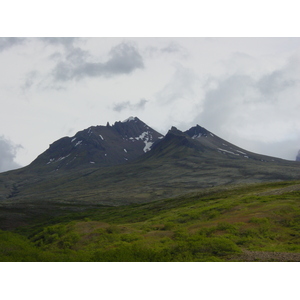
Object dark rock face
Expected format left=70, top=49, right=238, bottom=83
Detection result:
left=185, top=124, right=210, bottom=139
left=296, top=150, right=300, bottom=161
left=147, top=124, right=284, bottom=164
left=28, top=117, right=288, bottom=174
left=30, top=117, right=164, bottom=171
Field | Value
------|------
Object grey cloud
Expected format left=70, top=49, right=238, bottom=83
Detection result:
left=0, top=136, right=22, bottom=172
left=196, top=74, right=255, bottom=133
left=161, top=42, right=186, bottom=54
left=205, top=74, right=254, bottom=103
left=21, top=39, right=86, bottom=91
left=40, top=37, right=79, bottom=48
left=198, top=58, right=300, bottom=131
left=113, top=101, right=130, bottom=112
left=258, top=70, right=297, bottom=96
left=135, top=98, right=148, bottom=109
left=191, top=58, right=300, bottom=160
left=113, top=98, right=148, bottom=112
left=52, top=42, right=144, bottom=81
left=21, top=70, right=39, bottom=91
left=65, top=47, right=89, bottom=64
left=156, top=64, right=197, bottom=104
left=49, top=51, right=63, bottom=61
left=146, top=42, right=188, bottom=58
left=0, top=37, right=25, bottom=52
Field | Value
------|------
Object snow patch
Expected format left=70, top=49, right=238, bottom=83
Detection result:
left=99, top=134, right=104, bottom=140
left=75, top=140, right=82, bottom=147
left=143, top=141, right=154, bottom=153
left=47, top=158, right=55, bottom=165
left=124, top=149, right=127, bottom=153
left=71, top=137, right=77, bottom=143
left=218, top=148, right=239, bottom=156
left=134, top=131, right=154, bottom=152
left=236, top=150, right=246, bottom=155
left=192, top=133, right=202, bottom=139
left=47, top=154, right=71, bottom=164
left=122, top=116, right=135, bottom=123
left=57, top=154, right=71, bottom=161
left=192, top=133, right=208, bottom=139
left=137, top=132, right=147, bottom=140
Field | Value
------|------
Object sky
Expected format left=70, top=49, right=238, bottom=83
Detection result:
left=1, top=0, right=300, bottom=172
left=1, top=36, right=300, bottom=171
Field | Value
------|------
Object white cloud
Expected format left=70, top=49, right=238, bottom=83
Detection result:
left=1, top=37, right=300, bottom=169
left=0, top=136, right=22, bottom=172
left=156, top=63, right=198, bottom=104
left=193, top=54, right=300, bottom=159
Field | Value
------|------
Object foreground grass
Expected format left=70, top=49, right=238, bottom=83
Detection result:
left=1, top=181, right=300, bottom=261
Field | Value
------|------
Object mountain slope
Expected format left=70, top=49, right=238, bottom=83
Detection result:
left=145, top=124, right=284, bottom=164
left=0, top=119, right=300, bottom=230
left=29, top=117, right=163, bottom=171
left=2, top=180, right=300, bottom=262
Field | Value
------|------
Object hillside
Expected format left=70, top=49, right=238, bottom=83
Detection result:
left=0, top=118, right=300, bottom=231
left=1, top=180, right=300, bottom=262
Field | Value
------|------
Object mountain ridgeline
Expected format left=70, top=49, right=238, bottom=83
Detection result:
left=29, top=117, right=164, bottom=171
left=29, top=118, right=290, bottom=172
left=0, top=117, right=300, bottom=231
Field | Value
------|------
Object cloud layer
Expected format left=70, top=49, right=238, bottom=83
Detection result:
left=0, top=37, right=25, bottom=52
left=52, top=42, right=144, bottom=81
left=113, top=98, right=148, bottom=112
left=0, top=136, right=22, bottom=172
left=1, top=38, right=300, bottom=168
left=191, top=54, right=300, bottom=159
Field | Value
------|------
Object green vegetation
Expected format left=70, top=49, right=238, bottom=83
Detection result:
left=1, top=180, right=300, bottom=261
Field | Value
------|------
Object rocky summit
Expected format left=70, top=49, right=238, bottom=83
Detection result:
left=29, top=117, right=164, bottom=171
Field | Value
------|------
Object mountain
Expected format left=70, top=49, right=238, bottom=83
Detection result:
left=0, top=118, right=300, bottom=230
left=145, top=124, right=283, bottom=163
left=29, top=116, right=164, bottom=171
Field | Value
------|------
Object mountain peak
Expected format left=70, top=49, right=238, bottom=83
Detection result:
left=185, top=124, right=210, bottom=139
left=30, top=117, right=163, bottom=171
left=122, top=116, right=138, bottom=123
left=168, top=126, right=183, bottom=135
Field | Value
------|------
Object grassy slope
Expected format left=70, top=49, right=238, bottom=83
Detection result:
left=1, top=180, right=300, bottom=262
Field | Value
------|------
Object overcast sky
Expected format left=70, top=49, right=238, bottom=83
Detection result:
left=1, top=37, right=300, bottom=171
